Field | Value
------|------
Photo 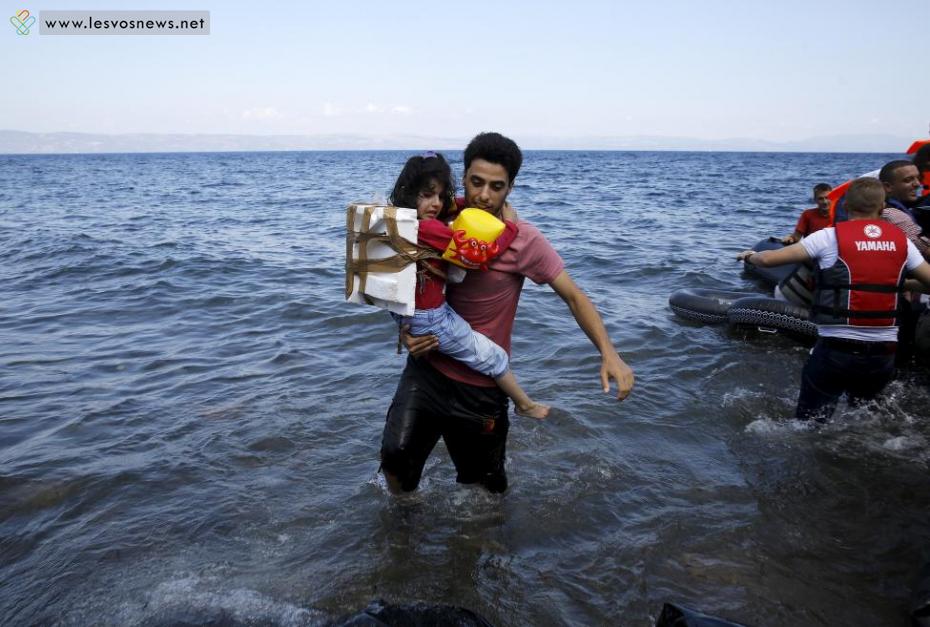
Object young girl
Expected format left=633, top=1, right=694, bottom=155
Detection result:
left=390, top=152, right=549, bottom=419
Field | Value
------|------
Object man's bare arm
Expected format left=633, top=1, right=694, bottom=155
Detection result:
left=548, top=271, right=634, bottom=400
left=736, top=241, right=812, bottom=267
left=909, top=262, right=930, bottom=290
left=903, top=279, right=930, bottom=293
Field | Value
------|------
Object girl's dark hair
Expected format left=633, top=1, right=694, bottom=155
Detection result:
left=389, top=152, right=456, bottom=216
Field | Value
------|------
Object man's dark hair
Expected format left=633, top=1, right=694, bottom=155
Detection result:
left=389, top=152, right=456, bottom=215
left=913, top=144, right=930, bottom=173
left=812, top=183, right=832, bottom=195
left=463, top=132, right=523, bottom=183
left=879, top=159, right=915, bottom=183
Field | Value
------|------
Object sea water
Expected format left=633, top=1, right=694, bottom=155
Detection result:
left=1, top=150, right=928, bottom=625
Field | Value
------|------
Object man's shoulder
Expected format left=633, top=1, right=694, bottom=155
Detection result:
left=886, top=198, right=909, bottom=211
left=490, top=219, right=564, bottom=283
left=881, top=207, right=917, bottom=231
left=882, top=205, right=909, bottom=219
left=799, top=207, right=823, bottom=221
left=806, top=225, right=835, bottom=237
left=510, top=220, right=558, bottom=257
left=512, top=220, right=549, bottom=245
left=801, top=226, right=835, bottom=254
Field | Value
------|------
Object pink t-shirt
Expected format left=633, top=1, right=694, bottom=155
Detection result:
left=428, top=220, right=564, bottom=387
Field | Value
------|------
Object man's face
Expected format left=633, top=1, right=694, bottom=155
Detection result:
left=814, top=189, right=832, bottom=214
left=883, top=164, right=921, bottom=204
left=464, top=159, right=512, bottom=216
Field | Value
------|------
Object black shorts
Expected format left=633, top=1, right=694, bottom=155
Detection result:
left=380, top=356, right=510, bottom=493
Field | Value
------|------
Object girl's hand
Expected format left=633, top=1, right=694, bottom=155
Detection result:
left=501, top=202, right=518, bottom=222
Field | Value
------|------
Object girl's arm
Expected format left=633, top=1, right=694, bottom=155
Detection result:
left=417, top=218, right=454, bottom=252
left=501, top=202, right=518, bottom=222
left=418, top=218, right=520, bottom=260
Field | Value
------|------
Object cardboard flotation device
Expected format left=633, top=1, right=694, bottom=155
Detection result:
left=441, top=208, right=505, bottom=270
left=345, top=204, right=442, bottom=316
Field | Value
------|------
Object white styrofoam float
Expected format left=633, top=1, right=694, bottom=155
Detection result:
left=345, top=204, right=419, bottom=316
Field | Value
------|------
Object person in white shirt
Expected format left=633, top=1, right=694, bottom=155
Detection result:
left=738, top=178, right=930, bottom=422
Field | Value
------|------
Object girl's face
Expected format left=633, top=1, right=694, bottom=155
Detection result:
left=416, top=178, right=445, bottom=220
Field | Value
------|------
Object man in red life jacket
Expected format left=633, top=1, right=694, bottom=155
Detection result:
left=381, top=132, right=635, bottom=494
left=781, top=183, right=833, bottom=244
left=738, top=178, right=930, bottom=422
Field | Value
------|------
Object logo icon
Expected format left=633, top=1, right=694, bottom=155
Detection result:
left=864, top=224, right=882, bottom=239
left=10, top=9, right=34, bottom=35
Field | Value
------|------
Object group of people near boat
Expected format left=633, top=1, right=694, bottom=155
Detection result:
left=738, top=146, right=930, bottom=422
left=360, top=135, right=929, bottom=494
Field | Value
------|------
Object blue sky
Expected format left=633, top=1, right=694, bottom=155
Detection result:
left=4, top=0, right=928, bottom=145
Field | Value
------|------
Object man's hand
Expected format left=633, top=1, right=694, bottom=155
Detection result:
left=400, top=324, right=439, bottom=357
left=549, top=271, right=635, bottom=401
left=601, top=352, right=634, bottom=400
left=780, top=234, right=798, bottom=245
left=738, top=242, right=811, bottom=267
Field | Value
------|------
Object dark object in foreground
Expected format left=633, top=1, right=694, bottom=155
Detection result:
left=656, top=602, right=747, bottom=627
left=913, top=561, right=930, bottom=627
left=333, top=599, right=494, bottom=627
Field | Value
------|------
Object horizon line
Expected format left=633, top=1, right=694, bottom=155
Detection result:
left=0, top=129, right=918, bottom=156
left=0, top=147, right=907, bottom=157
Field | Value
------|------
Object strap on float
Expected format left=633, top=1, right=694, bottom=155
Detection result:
left=345, top=205, right=447, bottom=302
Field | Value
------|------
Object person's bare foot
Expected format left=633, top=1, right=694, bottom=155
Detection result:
left=515, top=402, right=549, bottom=419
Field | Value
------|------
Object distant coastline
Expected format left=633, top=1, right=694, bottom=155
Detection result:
left=0, top=129, right=913, bottom=155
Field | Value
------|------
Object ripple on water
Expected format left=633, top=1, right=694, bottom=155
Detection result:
left=1, top=150, right=926, bottom=626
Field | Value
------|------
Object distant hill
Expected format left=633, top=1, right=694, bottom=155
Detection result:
left=0, top=130, right=915, bottom=154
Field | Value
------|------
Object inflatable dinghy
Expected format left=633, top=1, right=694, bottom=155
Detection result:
left=668, top=288, right=760, bottom=324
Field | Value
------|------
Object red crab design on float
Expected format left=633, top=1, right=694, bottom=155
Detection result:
left=448, top=230, right=499, bottom=270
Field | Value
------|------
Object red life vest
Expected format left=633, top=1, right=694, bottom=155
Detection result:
left=811, top=220, right=908, bottom=327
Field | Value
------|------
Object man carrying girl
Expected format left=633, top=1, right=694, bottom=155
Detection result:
left=380, top=133, right=634, bottom=494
